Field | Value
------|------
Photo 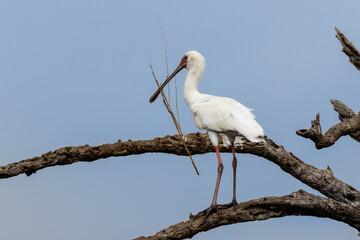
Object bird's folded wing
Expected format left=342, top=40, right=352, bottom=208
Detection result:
left=191, top=96, right=264, bottom=142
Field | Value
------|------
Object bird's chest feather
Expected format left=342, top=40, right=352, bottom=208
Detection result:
left=192, top=108, right=228, bottom=131
left=193, top=112, right=205, bottom=130
left=190, top=96, right=234, bottom=132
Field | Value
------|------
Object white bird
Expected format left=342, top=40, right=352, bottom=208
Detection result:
left=150, top=51, right=265, bottom=222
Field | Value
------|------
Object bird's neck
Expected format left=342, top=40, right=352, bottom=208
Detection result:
left=184, top=65, right=204, bottom=107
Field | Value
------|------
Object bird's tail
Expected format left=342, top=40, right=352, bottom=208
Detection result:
left=247, top=134, right=266, bottom=143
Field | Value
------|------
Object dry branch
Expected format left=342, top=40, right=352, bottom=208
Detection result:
left=2, top=135, right=359, bottom=238
left=1, top=133, right=360, bottom=207
left=335, top=27, right=360, bottom=71
left=296, top=106, right=360, bottom=149
left=331, top=99, right=360, bottom=142
left=296, top=28, right=360, bottom=149
left=136, top=190, right=360, bottom=240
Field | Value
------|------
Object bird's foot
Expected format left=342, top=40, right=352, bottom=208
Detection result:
left=218, top=199, right=238, bottom=209
left=200, top=203, right=218, bottom=225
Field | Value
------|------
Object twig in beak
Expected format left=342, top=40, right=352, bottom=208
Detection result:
left=149, top=65, right=200, bottom=175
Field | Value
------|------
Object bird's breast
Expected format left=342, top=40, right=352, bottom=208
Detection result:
left=192, top=113, right=204, bottom=130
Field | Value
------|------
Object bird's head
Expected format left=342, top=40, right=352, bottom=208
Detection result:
left=149, top=50, right=205, bottom=103
left=184, top=51, right=206, bottom=71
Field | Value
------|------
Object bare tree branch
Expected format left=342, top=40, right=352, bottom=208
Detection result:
left=1, top=133, right=360, bottom=207
left=332, top=99, right=356, bottom=120
left=296, top=112, right=360, bottom=149
left=335, top=27, right=360, bottom=71
left=135, top=190, right=360, bottom=240
left=296, top=28, right=360, bottom=148
left=296, top=107, right=360, bottom=149
left=331, top=99, right=360, bottom=142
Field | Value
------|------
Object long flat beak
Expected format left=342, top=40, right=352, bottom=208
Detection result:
left=149, top=64, right=185, bottom=103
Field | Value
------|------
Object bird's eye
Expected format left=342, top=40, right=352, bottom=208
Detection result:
left=184, top=55, right=188, bottom=60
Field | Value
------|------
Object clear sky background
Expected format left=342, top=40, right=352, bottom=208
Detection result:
left=0, top=1, right=359, bottom=239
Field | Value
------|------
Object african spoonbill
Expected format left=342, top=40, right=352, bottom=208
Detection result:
left=150, top=51, right=265, bottom=223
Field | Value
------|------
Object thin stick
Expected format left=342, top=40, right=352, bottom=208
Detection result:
left=157, top=22, right=170, bottom=102
left=157, top=22, right=181, bottom=128
left=150, top=65, right=200, bottom=175
left=175, top=77, right=181, bottom=128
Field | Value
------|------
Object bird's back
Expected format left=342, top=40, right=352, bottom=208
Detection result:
left=190, top=94, right=264, bottom=142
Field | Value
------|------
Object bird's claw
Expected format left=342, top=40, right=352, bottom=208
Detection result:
left=200, top=204, right=218, bottom=225
left=218, top=199, right=238, bottom=209
left=198, top=200, right=238, bottom=225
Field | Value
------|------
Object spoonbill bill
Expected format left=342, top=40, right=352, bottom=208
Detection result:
left=150, top=51, right=265, bottom=222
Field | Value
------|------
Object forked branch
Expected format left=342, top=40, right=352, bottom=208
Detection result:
left=331, top=99, right=360, bottom=142
left=296, top=111, right=360, bottom=149
left=297, top=28, right=360, bottom=148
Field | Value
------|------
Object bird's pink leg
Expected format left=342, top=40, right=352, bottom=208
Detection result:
left=218, top=143, right=238, bottom=208
left=230, top=143, right=238, bottom=205
left=202, top=145, right=223, bottom=224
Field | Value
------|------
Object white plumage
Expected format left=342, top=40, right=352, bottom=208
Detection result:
left=182, top=51, right=264, bottom=146
left=149, top=50, right=265, bottom=223
left=190, top=94, right=264, bottom=143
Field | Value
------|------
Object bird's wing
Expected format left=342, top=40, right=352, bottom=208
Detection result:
left=191, top=95, right=264, bottom=142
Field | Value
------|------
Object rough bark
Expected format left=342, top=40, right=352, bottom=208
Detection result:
left=335, top=27, right=360, bottom=71
left=331, top=99, right=360, bottom=142
left=136, top=190, right=360, bottom=240
left=1, top=133, right=360, bottom=207
left=296, top=112, right=360, bottom=149
left=2, top=130, right=360, bottom=238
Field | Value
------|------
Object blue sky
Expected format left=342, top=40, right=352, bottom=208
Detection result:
left=0, top=1, right=359, bottom=239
